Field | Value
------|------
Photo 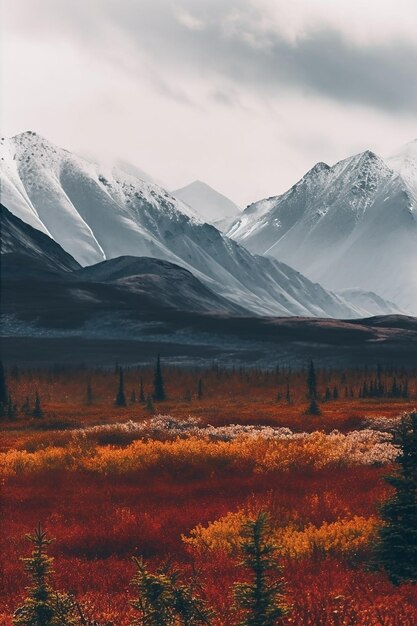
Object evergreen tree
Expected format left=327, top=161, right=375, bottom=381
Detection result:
left=374, top=411, right=417, bottom=584
left=169, top=567, right=213, bottom=626
left=115, top=368, right=127, bottom=407
left=130, top=390, right=137, bottom=403
left=307, top=360, right=317, bottom=400
left=285, top=384, right=291, bottom=405
left=32, top=392, right=43, bottom=419
left=13, top=524, right=76, bottom=626
left=153, top=355, right=166, bottom=401
left=146, top=394, right=155, bottom=415
left=130, top=557, right=174, bottom=626
left=233, top=512, right=289, bottom=626
left=22, top=396, right=31, bottom=415
left=139, top=377, right=145, bottom=403
left=0, top=360, right=8, bottom=406
left=86, top=379, right=93, bottom=405
left=130, top=558, right=212, bottom=626
left=7, top=395, right=17, bottom=420
left=306, top=360, right=320, bottom=415
left=197, top=379, right=203, bottom=400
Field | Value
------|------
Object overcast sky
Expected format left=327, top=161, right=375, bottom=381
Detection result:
left=1, top=0, right=417, bottom=206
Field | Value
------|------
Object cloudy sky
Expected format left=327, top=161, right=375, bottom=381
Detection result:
left=1, top=0, right=417, bottom=206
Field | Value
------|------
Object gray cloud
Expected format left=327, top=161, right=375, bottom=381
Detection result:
left=2, top=0, right=417, bottom=205
left=10, top=0, right=417, bottom=115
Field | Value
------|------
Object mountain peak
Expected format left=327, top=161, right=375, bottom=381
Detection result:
left=173, top=180, right=240, bottom=223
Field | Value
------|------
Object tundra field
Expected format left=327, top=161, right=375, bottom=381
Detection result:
left=1, top=362, right=417, bottom=625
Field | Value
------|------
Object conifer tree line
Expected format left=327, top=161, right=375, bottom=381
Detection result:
left=1, top=358, right=416, bottom=422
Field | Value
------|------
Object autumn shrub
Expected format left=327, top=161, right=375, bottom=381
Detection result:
left=0, top=427, right=398, bottom=478
left=183, top=510, right=378, bottom=561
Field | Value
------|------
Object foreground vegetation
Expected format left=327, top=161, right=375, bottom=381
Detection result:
left=1, top=363, right=417, bottom=624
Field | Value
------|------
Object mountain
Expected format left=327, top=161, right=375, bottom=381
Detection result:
left=0, top=131, right=387, bottom=319
left=1, top=206, right=415, bottom=365
left=226, top=147, right=417, bottom=313
left=172, top=180, right=241, bottom=223
left=74, top=256, right=249, bottom=316
left=113, top=159, right=163, bottom=187
left=387, top=139, right=417, bottom=199
left=0, top=203, right=248, bottom=316
left=0, top=202, right=80, bottom=278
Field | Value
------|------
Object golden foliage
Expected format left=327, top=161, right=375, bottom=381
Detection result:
left=0, top=428, right=395, bottom=477
left=183, top=510, right=378, bottom=559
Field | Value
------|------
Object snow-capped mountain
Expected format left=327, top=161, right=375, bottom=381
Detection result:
left=172, top=180, right=241, bottom=224
left=0, top=131, right=402, bottom=319
left=226, top=146, right=417, bottom=313
left=387, top=139, right=417, bottom=200
left=0, top=202, right=247, bottom=316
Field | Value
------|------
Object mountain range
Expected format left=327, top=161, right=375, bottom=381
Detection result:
left=0, top=131, right=394, bottom=319
left=226, top=141, right=417, bottom=313
left=2, top=203, right=417, bottom=369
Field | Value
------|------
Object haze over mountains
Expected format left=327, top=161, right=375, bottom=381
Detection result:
left=226, top=141, right=417, bottom=313
left=172, top=180, right=241, bottom=224
left=2, top=203, right=416, bottom=369
left=0, top=130, right=394, bottom=319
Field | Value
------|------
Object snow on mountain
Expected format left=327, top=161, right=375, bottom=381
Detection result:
left=0, top=131, right=400, bottom=319
left=336, top=289, right=404, bottom=317
left=226, top=148, right=417, bottom=313
left=113, top=159, right=163, bottom=187
left=387, top=139, right=417, bottom=201
left=172, top=180, right=241, bottom=224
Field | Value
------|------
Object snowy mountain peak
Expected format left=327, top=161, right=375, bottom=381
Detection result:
left=173, top=180, right=241, bottom=223
left=1, top=131, right=394, bottom=319
left=226, top=144, right=417, bottom=313
left=387, top=140, right=417, bottom=202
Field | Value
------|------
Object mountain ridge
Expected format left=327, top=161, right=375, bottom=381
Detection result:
left=0, top=131, right=390, bottom=319
left=225, top=145, right=417, bottom=313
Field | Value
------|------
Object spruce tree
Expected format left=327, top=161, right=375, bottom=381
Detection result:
left=0, top=360, right=8, bottom=406
left=22, top=397, right=31, bottom=415
left=146, top=394, right=155, bottom=415
left=115, top=368, right=127, bottom=407
left=32, top=392, right=43, bottom=419
left=7, top=395, right=17, bottom=420
left=168, top=566, right=213, bottom=626
left=130, top=557, right=213, bottom=626
left=285, top=384, right=291, bottom=405
left=86, top=379, right=93, bottom=405
left=13, top=524, right=76, bottom=626
left=130, top=557, right=174, bottom=626
left=153, top=355, right=166, bottom=401
left=139, top=377, right=145, bottom=403
left=306, top=360, right=320, bottom=415
left=374, top=411, right=417, bottom=584
left=307, top=360, right=317, bottom=400
left=233, top=512, right=289, bottom=626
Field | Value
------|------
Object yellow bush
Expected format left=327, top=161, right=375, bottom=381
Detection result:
left=183, top=511, right=378, bottom=559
